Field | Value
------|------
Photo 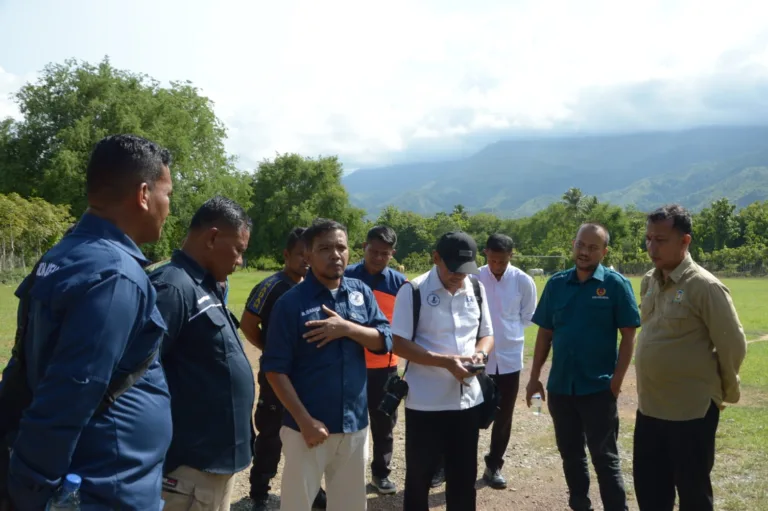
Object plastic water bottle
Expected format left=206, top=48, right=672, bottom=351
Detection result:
left=46, top=473, right=81, bottom=510
left=531, top=393, right=543, bottom=416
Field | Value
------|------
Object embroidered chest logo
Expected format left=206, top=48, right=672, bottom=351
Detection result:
left=593, top=288, right=609, bottom=300
left=301, top=306, right=321, bottom=317
left=465, top=295, right=474, bottom=304
left=349, top=290, right=365, bottom=307
left=427, top=293, right=440, bottom=306
left=673, top=289, right=685, bottom=303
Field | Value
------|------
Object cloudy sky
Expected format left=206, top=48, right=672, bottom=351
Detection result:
left=1, top=0, right=768, bottom=171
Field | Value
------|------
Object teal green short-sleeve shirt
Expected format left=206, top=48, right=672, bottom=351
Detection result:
left=532, top=264, right=641, bottom=396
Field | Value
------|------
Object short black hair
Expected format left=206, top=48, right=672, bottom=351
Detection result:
left=366, top=225, right=397, bottom=248
left=303, top=218, right=347, bottom=249
left=485, top=233, right=514, bottom=253
left=286, top=227, right=307, bottom=251
left=579, top=222, right=611, bottom=246
left=86, top=134, right=172, bottom=199
left=647, top=204, right=692, bottom=236
left=189, top=196, right=252, bottom=232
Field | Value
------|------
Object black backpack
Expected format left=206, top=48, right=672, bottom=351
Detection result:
left=0, top=256, right=158, bottom=509
left=405, top=276, right=500, bottom=429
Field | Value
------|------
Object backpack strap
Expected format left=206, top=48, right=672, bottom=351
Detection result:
left=401, top=281, right=421, bottom=378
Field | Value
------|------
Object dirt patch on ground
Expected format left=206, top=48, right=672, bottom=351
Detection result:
left=228, top=343, right=642, bottom=510
left=748, top=334, right=768, bottom=344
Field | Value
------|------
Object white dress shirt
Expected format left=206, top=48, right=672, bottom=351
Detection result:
left=477, top=264, right=537, bottom=375
left=391, top=266, right=493, bottom=412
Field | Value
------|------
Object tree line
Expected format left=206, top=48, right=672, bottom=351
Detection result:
left=1, top=57, right=766, bottom=278
left=0, top=193, right=73, bottom=277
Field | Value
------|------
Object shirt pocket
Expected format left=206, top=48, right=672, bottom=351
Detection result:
left=640, top=294, right=655, bottom=322
left=347, top=305, right=369, bottom=325
left=196, top=310, right=237, bottom=360
left=552, top=305, right=568, bottom=329
left=662, top=300, right=691, bottom=321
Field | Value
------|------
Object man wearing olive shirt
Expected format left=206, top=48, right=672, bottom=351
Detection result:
left=634, top=204, right=747, bottom=511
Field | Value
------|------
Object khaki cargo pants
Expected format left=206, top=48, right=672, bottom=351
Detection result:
left=161, top=465, right=236, bottom=511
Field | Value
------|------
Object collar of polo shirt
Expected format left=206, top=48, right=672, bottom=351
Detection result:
left=304, top=268, right=352, bottom=297
left=653, top=252, right=695, bottom=284
left=567, top=262, right=606, bottom=284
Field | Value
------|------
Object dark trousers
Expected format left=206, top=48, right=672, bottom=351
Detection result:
left=633, top=401, right=720, bottom=511
left=485, top=370, right=521, bottom=471
left=404, top=406, right=480, bottom=511
left=548, top=390, right=627, bottom=511
left=367, top=366, right=398, bottom=479
left=249, top=370, right=284, bottom=499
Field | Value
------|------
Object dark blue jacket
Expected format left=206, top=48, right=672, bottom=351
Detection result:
left=1, top=213, right=172, bottom=511
left=151, top=250, right=255, bottom=474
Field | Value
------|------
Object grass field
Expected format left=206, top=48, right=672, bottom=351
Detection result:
left=1, top=271, right=767, bottom=509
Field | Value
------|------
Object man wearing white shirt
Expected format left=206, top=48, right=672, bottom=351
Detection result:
left=391, top=231, right=494, bottom=511
left=477, top=233, right=537, bottom=489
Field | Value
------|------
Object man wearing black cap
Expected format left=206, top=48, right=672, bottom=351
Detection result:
left=391, top=231, right=495, bottom=511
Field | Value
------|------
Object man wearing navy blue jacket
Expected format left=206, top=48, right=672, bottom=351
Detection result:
left=2, top=134, right=174, bottom=510
left=151, top=196, right=254, bottom=511
left=263, top=218, right=393, bottom=511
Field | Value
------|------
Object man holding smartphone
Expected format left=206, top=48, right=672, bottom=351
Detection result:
left=391, top=231, right=494, bottom=511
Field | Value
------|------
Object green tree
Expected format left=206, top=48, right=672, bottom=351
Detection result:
left=0, top=193, right=73, bottom=271
left=695, top=198, right=739, bottom=252
left=0, top=57, right=251, bottom=260
left=375, top=206, right=433, bottom=260
left=736, top=201, right=768, bottom=247
left=248, top=153, right=365, bottom=260
left=562, top=187, right=583, bottom=210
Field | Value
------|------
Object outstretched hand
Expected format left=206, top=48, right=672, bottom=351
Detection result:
left=303, top=305, right=351, bottom=348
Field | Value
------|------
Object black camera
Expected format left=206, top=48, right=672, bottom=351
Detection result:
left=377, top=373, right=409, bottom=417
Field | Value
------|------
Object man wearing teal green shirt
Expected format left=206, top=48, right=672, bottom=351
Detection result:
left=525, top=223, right=640, bottom=511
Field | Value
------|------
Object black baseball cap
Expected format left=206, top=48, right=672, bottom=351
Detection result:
left=436, top=231, right=480, bottom=275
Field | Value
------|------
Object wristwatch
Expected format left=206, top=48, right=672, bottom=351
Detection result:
left=476, top=350, right=488, bottom=363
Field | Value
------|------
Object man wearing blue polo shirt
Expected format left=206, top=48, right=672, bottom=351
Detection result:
left=526, top=223, right=640, bottom=511
left=262, top=218, right=393, bottom=511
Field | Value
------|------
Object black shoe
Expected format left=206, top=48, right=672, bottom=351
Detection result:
left=371, top=476, right=397, bottom=495
left=430, top=467, right=445, bottom=488
left=251, top=495, right=269, bottom=511
left=483, top=467, right=507, bottom=490
left=312, top=487, right=327, bottom=509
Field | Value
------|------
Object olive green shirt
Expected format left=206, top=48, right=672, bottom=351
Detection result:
left=635, top=253, right=747, bottom=421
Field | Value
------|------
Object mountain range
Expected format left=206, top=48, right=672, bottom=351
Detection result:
left=342, top=126, right=768, bottom=218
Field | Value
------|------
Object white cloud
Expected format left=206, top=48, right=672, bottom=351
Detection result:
left=1, top=0, right=767, bottom=170
left=0, top=67, right=26, bottom=120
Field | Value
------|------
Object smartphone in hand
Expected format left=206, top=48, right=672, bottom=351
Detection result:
left=463, top=362, right=486, bottom=374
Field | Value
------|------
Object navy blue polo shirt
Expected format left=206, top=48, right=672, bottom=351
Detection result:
left=2, top=213, right=172, bottom=511
left=150, top=250, right=255, bottom=474
left=261, top=270, right=393, bottom=434
left=532, top=264, right=641, bottom=396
